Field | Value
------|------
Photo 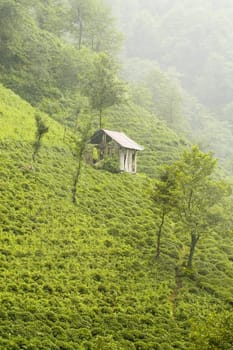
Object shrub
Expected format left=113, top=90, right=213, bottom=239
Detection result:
left=99, top=157, right=120, bottom=173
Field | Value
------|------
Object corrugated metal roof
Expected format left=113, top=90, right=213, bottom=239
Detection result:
left=102, top=129, right=144, bottom=151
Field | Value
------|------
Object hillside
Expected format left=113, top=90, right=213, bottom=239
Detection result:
left=107, top=103, right=188, bottom=176
left=1, top=85, right=233, bottom=349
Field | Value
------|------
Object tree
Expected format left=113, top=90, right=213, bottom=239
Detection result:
left=32, top=113, right=49, bottom=164
left=0, top=2, right=78, bottom=105
left=84, top=1, right=122, bottom=54
left=71, top=112, right=92, bottom=204
left=153, top=146, right=231, bottom=266
left=80, top=52, right=126, bottom=128
left=152, top=167, right=177, bottom=259
left=170, top=146, right=231, bottom=267
left=0, top=0, right=25, bottom=69
left=70, top=0, right=92, bottom=49
left=28, top=0, right=69, bottom=36
left=70, top=0, right=122, bottom=53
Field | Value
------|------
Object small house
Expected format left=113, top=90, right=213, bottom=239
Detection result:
left=89, top=129, right=144, bottom=173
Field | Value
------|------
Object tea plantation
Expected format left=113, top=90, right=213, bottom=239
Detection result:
left=0, top=84, right=233, bottom=349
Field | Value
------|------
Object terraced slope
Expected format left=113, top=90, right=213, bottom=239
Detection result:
left=0, top=84, right=233, bottom=350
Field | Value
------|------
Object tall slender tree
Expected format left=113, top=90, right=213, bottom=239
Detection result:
left=71, top=113, right=92, bottom=204
left=152, top=167, right=177, bottom=259
left=80, top=52, right=126, bottom=128
left=32, top=114, right=49, bottom=164
left=70, top=0, right=122, bottom=53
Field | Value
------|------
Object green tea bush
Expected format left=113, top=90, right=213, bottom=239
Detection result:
left=0, top=84, right=233, bottom=350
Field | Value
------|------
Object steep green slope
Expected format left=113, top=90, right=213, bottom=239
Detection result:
left=0, top=84, right=65, bottom=146
left=0, top=85, right=233, bottom=350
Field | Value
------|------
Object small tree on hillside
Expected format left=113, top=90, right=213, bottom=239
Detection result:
left=80, top=52, right=126, bottom=128
left=152, top=167, right=178, bottom=259
left=71, top=113, right=92, bottom=204
left=153, top=146, right=231, bottom=267
left=70, top=0, right=122, bottom=53
left=169, top=146, right=231, bottom=268
left=32, top=113, right=49, bottom=164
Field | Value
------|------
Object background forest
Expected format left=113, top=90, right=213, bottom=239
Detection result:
left=108, top=0, right=233, bottom=171
left=0, top=0, right=233, bottom=349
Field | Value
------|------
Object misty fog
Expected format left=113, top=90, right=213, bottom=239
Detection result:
left=107, top=0, right=233, bottom=169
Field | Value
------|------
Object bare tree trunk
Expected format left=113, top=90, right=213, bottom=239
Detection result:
left=187, top=232, right=199, bottom=268
left=32, top=115, right=49, bottom=165
left=71, top=118, right=91, bottom=204
left=156, top=211, right=165, bottom=259
left=99, top=107, right=103, bottom=129
left=32, top=134, right=42, bottom=164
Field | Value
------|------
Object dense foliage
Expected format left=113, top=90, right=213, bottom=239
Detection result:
left=0, top=0, right=121, bottom=110
left=0, top=0, right=233, bottom=348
